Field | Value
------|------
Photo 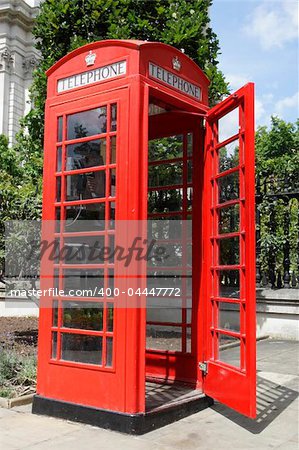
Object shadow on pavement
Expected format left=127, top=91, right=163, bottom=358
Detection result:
left=211, top=374, right=298, bottom=434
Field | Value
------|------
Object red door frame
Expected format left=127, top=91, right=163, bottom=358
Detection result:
left=201, top=83, right=256, bottom=418
left=145, top=106, right=202, bottom=386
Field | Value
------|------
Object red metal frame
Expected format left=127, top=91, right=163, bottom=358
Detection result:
left=36, top=40, right=256, bottom=418
left=201, top=83, right=256, bottom=418
left=38, top=89, right=130, bottom=411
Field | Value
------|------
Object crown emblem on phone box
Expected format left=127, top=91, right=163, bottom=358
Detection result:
left=172, top=56, right=181, bottom=72
left=85, top=51, right=96, bottom=66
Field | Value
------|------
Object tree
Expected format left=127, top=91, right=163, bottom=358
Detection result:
left=26, top=0, right=228, bottom=152
left=255, top=117, right=299, bottom=285
left=2, top=1, right=229, bottom=283
left=0, top=133, right=42, bottom=279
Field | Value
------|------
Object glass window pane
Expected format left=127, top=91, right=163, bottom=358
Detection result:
left=148, top=217, right=182, bottom=240
left=67, top=107, right=107, bottom=140
left=149, top=135, right=183, bottom=161
left=66, top=171, right=106, bottom=201
left=218, top=108, right=239, bottom=143
left=109, top=201, right=116, bottom=226
left=186, top=327, right=191, bottom=353
left=219, top=204, right=239, bottom=234
left=55, top=208, right=61, bottom=232
left=187, top=160, right=193, bottom=183
left=186, top=298, right=192, bottom=324
left=218, top=270, right=240, bottom=299
left=148, top=189, right=183, bottom=213
left=187, top=271, right=192, bottom=296
left=219, top=302, right=240, bottom=332
left=147, top=242, right=183, bottom=268
left=62, top=236, right=106, bottom=264
left=110, top=169, right=116, bottom=197
left=147, top=271, right=183, bottom=291
left=219, top=237, right=239, bottom=265
left=146, top=298, right=182, bottom=323
left=61, top=334, right=102, bottom=365
left=63, top=269, right=104, bottom=297
left=107, top=303, right=114, bottom=332
left=66, top=139, right=106, bottom=171
left=187, top=187, right=193, bottom=211
left=57, top=146, right=62, bottom=172
left=106, top=337, right=113, bottom=367
left=218, top=334, right=240, bottom=368
left=62, top=301, right=103, bottom=331
left=110, top=104, right=117, bottom=132
left=53, top=300, right=58, bottom=327
left=148, top=103, right=167, bottom=116
left=218, top=139, right=239, bottom=173
left=64, top=203, right=105, bottom=232
left=53, top=239, right=60, bottom=264
left=54, top=269, right=59, bottom=290
left=56, top=177, right=61, bottom=202
left=57, top=116, right=63, bottom=142
left=51, top=332, right=57, bottom=359
left=110, top=136, right=116, bottom=164
left=187, top=133, right=193, bottom=156
left=218, top=172, right=239, bottom=204
left=146, top=325, right=182, bottom=351
left=148, top=163, right=183, bottom=188
left=108, top=270, right=114, bottom=291
left=98, top=107, right=107, bottom=134
left=108, top=235, right=115, bottom=263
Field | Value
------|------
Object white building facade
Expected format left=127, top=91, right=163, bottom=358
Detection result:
left=0, top=0, right=40, bottom=145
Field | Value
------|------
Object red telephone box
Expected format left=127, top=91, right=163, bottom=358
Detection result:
left=33, top=40, right=256, bottom=433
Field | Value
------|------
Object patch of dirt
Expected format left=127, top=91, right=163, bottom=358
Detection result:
left=0, top=317, right=38, bottom=356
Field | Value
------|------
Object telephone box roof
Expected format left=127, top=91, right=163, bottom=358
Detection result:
left=46, top=39, right=210, bottom=85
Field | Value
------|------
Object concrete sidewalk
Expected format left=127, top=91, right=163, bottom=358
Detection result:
left=0, top=339, right=298, bottom=450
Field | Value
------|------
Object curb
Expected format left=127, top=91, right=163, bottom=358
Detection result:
left=220, top=335, right=269, bottom=351
left=0, top=393, right=35, bottom=409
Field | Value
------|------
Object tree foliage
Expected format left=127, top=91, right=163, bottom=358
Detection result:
left=28, top=0, right=228, bottom=148
left=256, top=117, right=299, bottom=278
left=34, top=0, right=227, bottom=100
left=3, top=1, right=298, bottom=288
left=1, top=0, right=228, bottom=278
left=0, top=133, right=42, bottom=275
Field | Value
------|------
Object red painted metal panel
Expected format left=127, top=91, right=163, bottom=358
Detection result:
left=202, top=83, right=256, bottom=417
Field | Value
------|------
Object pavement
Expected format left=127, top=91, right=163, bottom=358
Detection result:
left=0, top=339, right=298, bottom=450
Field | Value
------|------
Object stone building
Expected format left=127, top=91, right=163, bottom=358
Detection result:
left=0, top=0, right=40, bottom=145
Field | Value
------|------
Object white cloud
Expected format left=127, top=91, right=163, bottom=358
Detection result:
left=244, top=0, right=298, bottom=50
left=217, top=97, right=268, bottom=138
left=256, top=94, right=276, bottom=126
left=274, top=91, right=299, bottom=116
left=218, top=107, right=239, bottom=142
left=226, top=73, right=252, bottom=91
left=256, top=98, right=266, bottom=122
left=225, top=73, right=268, bottom=125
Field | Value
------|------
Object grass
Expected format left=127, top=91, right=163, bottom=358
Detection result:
left=0, top=348, right=36, bottom=398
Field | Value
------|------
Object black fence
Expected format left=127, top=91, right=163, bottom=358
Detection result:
left=256, top=175, right=299, bottom=289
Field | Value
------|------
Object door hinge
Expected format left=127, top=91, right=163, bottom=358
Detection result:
left=199, top=361, right=208, bottom=375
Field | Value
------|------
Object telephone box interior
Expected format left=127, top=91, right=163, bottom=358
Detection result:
left=33, top=40, right=256, bottom=434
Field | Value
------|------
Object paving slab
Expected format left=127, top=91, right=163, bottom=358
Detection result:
left=0, top=339, right=298, bottom=450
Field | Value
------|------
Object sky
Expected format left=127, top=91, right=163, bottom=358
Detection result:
left=210, top=0, right=298, bottom=128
